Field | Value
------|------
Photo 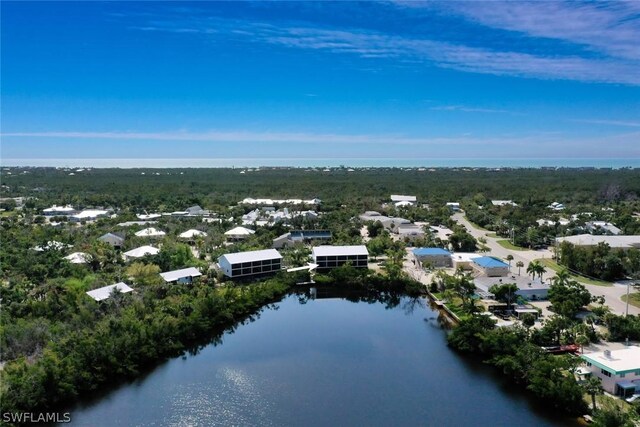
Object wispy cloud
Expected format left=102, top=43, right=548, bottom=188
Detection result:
left=571, top=119, right=640, bottom=128
left=437, top=1, right=640, bottom=61
left=128, top=9, right=640, bottom=86
left=3, top=130, right=639, bottom=156
left=430, top=105, right=515, bottom=114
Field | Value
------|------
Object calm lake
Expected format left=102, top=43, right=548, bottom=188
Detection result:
left=64, top=292, right=578, bottom=426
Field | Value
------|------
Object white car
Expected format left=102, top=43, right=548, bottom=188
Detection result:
left=626, top=394, right=640, bottom=403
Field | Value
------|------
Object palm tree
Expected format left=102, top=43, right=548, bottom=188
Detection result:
left=526, top=261, right=538, bottom=281
left=583, top=376, right=603, bottom=412
left=516, top=260, right=524, bottom=276
left=552, top=268, right=571, bottom=286
left=505, top=254, right=514, bottom=271
left=537, top=264, right=547, bottom=282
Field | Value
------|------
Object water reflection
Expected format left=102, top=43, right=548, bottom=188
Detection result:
left=64, top=290, right=576, bottom=427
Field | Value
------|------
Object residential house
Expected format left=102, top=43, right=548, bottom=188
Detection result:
left=312, top=245, right=369, bottom=270
left=160, top=267, right=202, bottom=284
left=86, top=282, right=134, bottom=302
left=581, top=347, right=640, bottom=397
left=218, top=249, right=283, bottom=279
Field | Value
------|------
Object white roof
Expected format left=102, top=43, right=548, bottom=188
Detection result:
left=395, top=201, right=415, bottom=207
left=86, top=282, right=133, bottom=302
left=135, top=227, right=166, bottom=237
left=451, top=252, right=481, bottom=263
left=160, top=267, right=202, bottom=282
left=390, top=195, right=417, bottom=202
left=118, top=221, right=157, bottom=227
left=64, top=252, right=91, bottom=264
left=312, top=245, right=369, bottom=257
left=220, top=249, right=282, bottom=264
left=72, top=209, right=109, bottom=219
left=224, top=226, right=255, bottom=236
left=179, top=229, right=208, bottom=238
left=124, top=245, right=159, bottom=258
left=556, top=234, right=640, bottom=249
left=491, top=200, right=517, bottom=206
left=43, top=205, right=75, bottom=213
left=137, top=213, right=161, bottom=220
left=582, top=346, right=640, bottom=373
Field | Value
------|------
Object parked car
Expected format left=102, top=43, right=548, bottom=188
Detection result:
left=626, top=394, right=640, bottom=403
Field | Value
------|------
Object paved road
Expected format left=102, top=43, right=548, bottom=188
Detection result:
left=452, top=213, right=640, bottom=316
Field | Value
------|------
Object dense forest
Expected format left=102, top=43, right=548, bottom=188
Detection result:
left=2, top=166, right=640, bottom=211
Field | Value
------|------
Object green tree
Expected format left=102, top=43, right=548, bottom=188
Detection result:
left=548, top=272, right=592, bottom=318
left=125, top=262, right=162, bottom=286
left=489, top=283, right=519, bottom=306
left=505, top=254, right=514, bottom=271
left=583, top=375, right=603, bottom=412
left=516, top=260, right=524, bottom=276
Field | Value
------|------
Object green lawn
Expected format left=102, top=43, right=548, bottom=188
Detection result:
left=621, top=292, right=640, bottom=309
left=485, top=232, right=497, bottom=238
left=535, top=258, right=613, bottom=287
left=496, top=239, right=528, bottom=251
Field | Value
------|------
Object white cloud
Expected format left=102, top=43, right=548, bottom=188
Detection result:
left=3, top=129, right=639, bottom=156
left=439, top=1, right=640, bottom=61
left=571, top=119, right=640, bottom=128
left=130, top=13, right=640, bottom=85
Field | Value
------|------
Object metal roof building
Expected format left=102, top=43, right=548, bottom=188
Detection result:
left=312, top=245, right=369, bottom=270
left=472, top=256, right=510, bottom=277
left=86, top=282, right=133, bottom=302
left=218, top=249, right=283, bottom=279
left=123, top=245, right=159, bottom=261
left=160, top=267, right=202, bottom=284
left=556, top=234, right=640, bottom=249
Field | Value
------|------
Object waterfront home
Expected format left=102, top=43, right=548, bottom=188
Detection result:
left=160, top=267, right=202, bottom=284
left=413, top=248, right=452, bottom=268
left=123, top=245, right=159, bottom=261
left=474, top=276, right=550, bottom=301
left=218, top=249, right=283, bottom=279
left=312, top=245, right=369, bottom=270
left=86, top=282, right=133, bottom=302
left=581, top=347, right=640, bottom=397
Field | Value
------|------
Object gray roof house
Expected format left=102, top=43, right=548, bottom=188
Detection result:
left=98, top=232, right=125, bottom=248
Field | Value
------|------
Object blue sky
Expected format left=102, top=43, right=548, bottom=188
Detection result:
left=2, top=1, right=639, bottom=161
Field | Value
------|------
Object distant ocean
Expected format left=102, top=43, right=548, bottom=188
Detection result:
left=2, top=158, right=639, bottom=169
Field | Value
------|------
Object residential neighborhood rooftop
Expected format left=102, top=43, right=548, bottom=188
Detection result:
left=312, top=245, right=369, bottom=257
left=473, top=256, right=510, bottom=268
left=86, top=282, right=133, bottom=302
left=219, top=249, right=283, bottom=264
left=160, top=267, right=202, bottom=282
left=581, top=346, right=640, bottom=374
